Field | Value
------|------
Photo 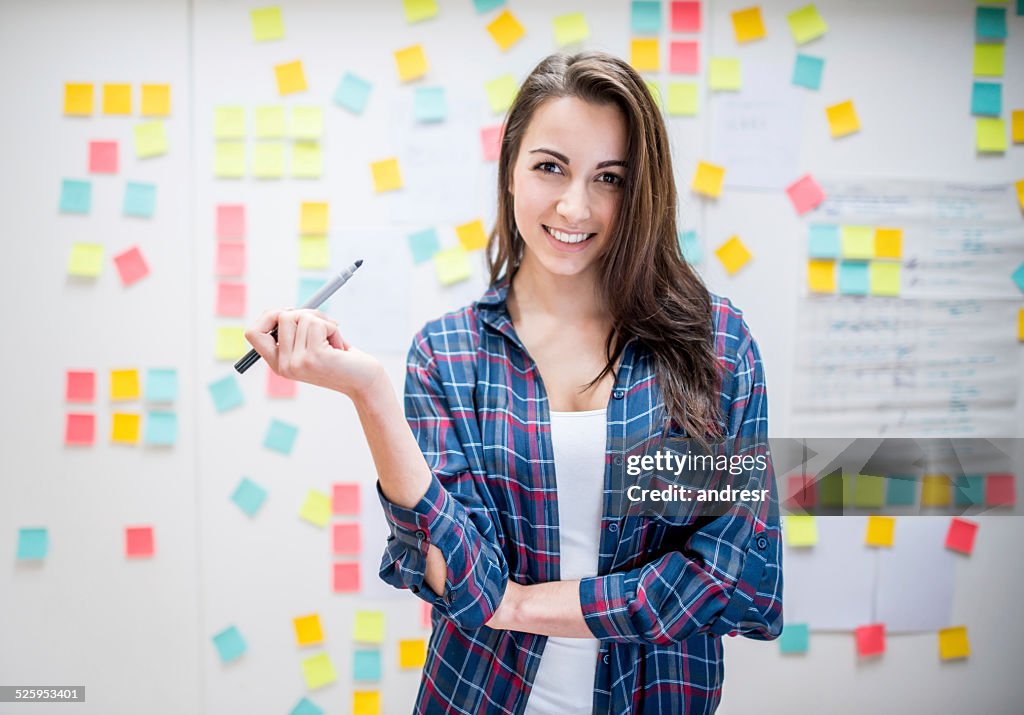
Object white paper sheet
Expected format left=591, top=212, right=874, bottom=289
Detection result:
left=874, top=517, right=956, bottom=632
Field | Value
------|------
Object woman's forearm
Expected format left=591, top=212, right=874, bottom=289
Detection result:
left=499, top=580, right=595, bottom=638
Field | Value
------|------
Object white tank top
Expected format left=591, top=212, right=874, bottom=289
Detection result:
left=524, top=407, right=606, bottom=715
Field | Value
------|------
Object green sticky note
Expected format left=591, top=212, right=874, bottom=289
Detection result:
left=60, top=179, right=92, bottom=214
left=853, top=474, right=886, bottom=508
left=885, top=476, right=917, bottom=506
left=134, top=121, right=168, bottom=158
left=301, top=653, right=337, bottom=690
left=251, top=6, right=284, bottom=41
left=645, top=81, right=662, bottom=109
left=353, top=649, right=382, bottom=681
left=123, top=181, right=156, bottom=217
left=667, top=81, right=698, bottom=116
left=953, top=475, right=985, bottom=506
left=353, top=610, right=385, bottom=643
left=214, top=142, right=246, bottom=178
left=708, top=58, right=741, bottom=91
left=414, top=87, right=446, bottom=122
left=252, top=142, right=285, bottom=178
left=299, top=490, right=331, bottom=527
left=214, top=106, right=246, bottom=138
left=212, top=625, right=247, bottom=662
left=403, top=0, right=438, bottom=22
left=17, top=527, right=49, bottom=560
left=840, top=225, right=874, bottom=259
left=208, top=375, right=244, bottom=412
left=434, top=246, right=472, bottom=285
left=631, top=1, right=662, bottom=33
left=334, top=73, right=372, bottom=114
left=869, top=261, right=900, bottom=296
left=838, top=261, right=869, bottom=295
left=290, top=106, right=322, bottom=139
left=818, top=473, right=844, bottom=507
left=291, top=141, right=322, bottom=178
left=264, top=419, right=298, bottom=454
left=779, top=623, right=809, bottom=654
left=408, top=228, right=440, bottom=264
left=145, top=368, right=178, bottom=402
left=976, top=118, right=1007, bottom=152
left=784, top=515, right=818, bottom=546
left=973, top=43, right=1004, bottom=76
left=231, top=477, right=268, bottom=516
left=484, top=74, right=518, bottom=113
left=144, top=411, right=177, bottom=446
left=553, top=12, right=589, bottom=46
left=67, top=243, right=103, bottom=277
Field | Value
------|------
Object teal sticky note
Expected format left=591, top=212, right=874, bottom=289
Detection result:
left=792, top=54, right=824, bottom=90
left=208, top=375, right=244, bottom=413
left=885, top=476, right=918, bottom=506
left=231, top=477, right=267, bottom=516
left=1012, top=262, right=1024, bottom=293
left=778, top=623, right=809, bottom=654
left=212, top=625, right=247, bottom=663
left=17, top=527, right=48, bottom=560
left=953, top=475, right=985, bottom=506
left=408, top=228, right=440, bottom=264
left=838, top=261, right=869, bottom=295
left=289, top=698, right=324, bottom=715
left=976, top=7, right=1007, bottom=40
left=631, top=0, right=662, bottom=33
left=353, top=649, right=382, bottom=681
left=971, top=81, right=1001, bottom=117
left=473, top=0, right=505, bottom=12
left=414, top=87, right=446, bottom=123
left=678, top=230, right=702, bottom=263
left=144, top=411, right=177, bottom=446
left=298, top=277, right=331, bottom=312
left=1018, top=0, right=1023, bottom=18
left=264, top=418, right=298, bottom=454
left=123, top=181, right=156, bottom=217
left=333, top=72, right=372, bottom=114
left=145, top=368, right=178, bottom=402
left=808, top=224, right=840, bottom=258
left=60, top=179, right=92, bottom=214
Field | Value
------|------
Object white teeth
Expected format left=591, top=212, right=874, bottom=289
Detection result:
left=546, top=226, right=593, bottom=244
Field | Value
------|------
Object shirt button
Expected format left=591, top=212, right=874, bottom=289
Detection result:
left=613, top=456, right=623, bottom=466
left=756, top=536, right=769, bottom=550
left=612, top=389, right=625, bottom=400
left=608, top=523, right=619, bottom=533
left=415, top=530, right=426, bottom=540
left=603, top=654, right=610, bottom=665
left=447, top=589, right=457, bottom=604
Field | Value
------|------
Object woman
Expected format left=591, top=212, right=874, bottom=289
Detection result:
left=245, top=51, right=782, bottom=715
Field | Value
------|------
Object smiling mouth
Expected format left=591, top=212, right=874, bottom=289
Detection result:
left=543, top=225, right=596, bottom=244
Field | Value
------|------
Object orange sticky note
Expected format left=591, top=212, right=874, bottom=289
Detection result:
left=1012, top=110, right=1024, bottom=144
left=103, top=83, right=132, bottom=115
left=874, top=228, right=902, bottom=258
left=64, top=83, right=94, bottom=115
left=630, top=38, right=660, bottom=72
left=293, top=613, right=324, bottom=646
left=938, top=626, right=970, bottom=660
left=715, top=236, right=752, bottom=276
left=141, top=84, right=171, bottom=116
left=300, top=201, right=329, bottom=234
left=456, top=219, right=488, bottom=251
left=371, top=158, right=402, bottom=192
left=692, top=161, right=725, bottom=197
left=394, top=44, right=429, bottom=82
left=398, top=639, right=427, bottom=668
left=275, top=60, right=307, bottom=95
left=487, top=10, right=525, bottom=51
left=110, top=369, right=141, bottom=400
left=731, top=7, right=766, bottom=43
left=807, top=259, right=836, bottom=293
left=865, top=516, right=895, bottom=547
left=1018, top=308, right=1024, bottom=342
left=1016, top=179, right=1024, bottom=212
left=826, top=100, right=860, bottom=138
left=353, top=691, right=381, bottom=715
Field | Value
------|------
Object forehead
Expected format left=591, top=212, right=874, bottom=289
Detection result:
left=520, top=96, right=627, bottom=161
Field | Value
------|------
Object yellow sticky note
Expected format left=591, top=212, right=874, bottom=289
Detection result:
left=865, top=516, right=895, bottom=547
left=300, top=202, right=329, bottom=235
left=1016, top=179, right=1024, bottom=211
left=784, top=515, right=818, bottom=547
left=487, top=9, right=525, bottom=51
left=938, top=626, right=970, bottom=660
left=111, top=369, right=141, bottom=400
left=840, top=225, right=874, bottom=259
left=300, top=489, right=331, bottom=527
left=293, top=614, right=323, bottom=646
left=692, top=161, right=725, bottom=197
left=134, top=121, right=168, bottom=158
left=787, top=4, right=828, bottom=45
left=1017, top=308, right=1023, bottom=342
left=291, top=142, right=322, bottom=178
left=394, top=44, right=429, bottom=82
left=140, top=84, right=171, bottom=117
left=869, top=262, right=900, bottom=296
left=434, top=246, right=472, bottom=286
left=667, top=82, right=699, bottom=116
left=1012, top=110, right=1024, bottom=144
left=214, top=106, right=246, bottom=139
left=251, top=6, right=284, bottom=41
left=252, top=142, right=285, bottom=178
left=298, top=236, right=330, bottom=270
left=214, top=142, right=245, bottom=178
left=103, top=83, right=132, bottom=115
left=64, top=83, right=94, bottom=115
left=301, top=653, right=337, bottom=690
left=826, top=100, right=860, bottom=138
left=553, top=12, right=589, bottom=46
left=715, top=236, right=752, bottom=276
left=456, top=219, right=488, bottom=251
left=874, top=228, right=902, bottom=258
left=708, top=58, right=741, bottom=91
left=399, top=639, right=427, bottom=668
left=255, top=106, right=286, bottom=138
left=807, top=259, right=836, bottom=293
left=371, top=158, right=402, bottom=192
left=275, top=60, right=307, bottom=95
left=973, top=43, right=1004, bottom=77
left=353, top=691, right=381, bottom=715
left=68, top=243, right=103, bottom=277
left=403, top=0, right=437, bottom=23
left=485, top=75, right=519, bottom=113
left=111, top=413, right=141, bottom=444
left=976, top=118, right=1007, bottom=153
left=645, top=81, right=662, bottom=110
left=354, top=610, right=385, bottom=643
left=630, top=38, right=660, bottom=72
left=921, top=474, right=951, bottom=507
left=215, top=326, right=248, bottom=361
left=731, top=7, right=766, bottom=43
left=290, top=106, right=322, bottom=139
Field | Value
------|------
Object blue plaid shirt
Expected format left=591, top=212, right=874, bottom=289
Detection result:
left=378, top=276, right=783, bottom=714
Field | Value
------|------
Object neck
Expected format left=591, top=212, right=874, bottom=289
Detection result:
left=508, top=253, right=607, bottom=324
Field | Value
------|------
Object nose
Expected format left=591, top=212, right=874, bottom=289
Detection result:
left=556, top=179, right=591, bottom=226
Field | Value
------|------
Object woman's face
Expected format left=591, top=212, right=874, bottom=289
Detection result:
left=509, top=96, right=628, bottom=281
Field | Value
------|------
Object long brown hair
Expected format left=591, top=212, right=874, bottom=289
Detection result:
left=487, top=51, right=723, bottom=439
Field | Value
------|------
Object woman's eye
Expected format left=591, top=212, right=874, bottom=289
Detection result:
left=598, top=173, right=624, bottom=186
left=534, top=161, right=562, bottom=174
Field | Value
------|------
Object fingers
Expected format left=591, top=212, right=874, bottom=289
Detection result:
left=244, top=309, right=282, bottom=368
left=276, top=310, right=299, bottom=376
left=307, top=318, right=327, bottom=351
left=295, top=313, right=311, bottom=361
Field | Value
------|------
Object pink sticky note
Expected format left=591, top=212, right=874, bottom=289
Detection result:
left=125, top=526, right=155, bottom=558
left=786, top=174, right=826, bottom=215
left=671, top=1, right=701, bottom=32
left=786, top=474, right=816, bottom=509
left=113, top=246, right=150, bottom=286
left=216, top=281, right=246, bottom=317
left=266, top=367, right=297, bottom=398
left=332, top=483, right=361, bottom=515
left=332, top=561, right=361, bottom=593
left=945, top=517, right=978, bottom=555
left=216, top=204, right=246, bottom=239
left=420, top=601, right=431, bottom=628
left=855, top=623, right=885, bottom=656
left=216, top=240, right=246, bottom=276
left=66, top=370, right=96, bottom=402
left=669, top=41, right=700, bottom=75
left=65, top=413, right=95, bottom=445
left=89, top=140, right=119, bottom=174
left=332, top=523, right=362, bottom=555
left=480, top=124, right=504, bottom=162
left=985, top=473, right=1016, bottom=506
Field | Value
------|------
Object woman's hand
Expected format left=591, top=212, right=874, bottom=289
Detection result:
left=484, top=581, right=523, bottom=631
left=244, top=308, right=384, bottom=400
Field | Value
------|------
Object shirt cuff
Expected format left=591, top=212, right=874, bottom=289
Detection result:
left=578, top=570, right=642, bottom=641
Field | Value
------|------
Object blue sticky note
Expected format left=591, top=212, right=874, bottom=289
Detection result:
left=473, top=0, right=505, bottom=12
left=1018, top=0, right=1023, bottom=18
left=264, top=418, right=298, bottom=454
left=414, top=87, right=446, bottom=123
left=953, top=475, right=986, bottom=506
left=212, top=625, right=247, bottom=663
left=289, top=698, right=324, bottom=715
left=123, top=181, right=156, bottom=217
left=17, top=527, right=49, bottom=560
left=808, top=224, right=840, bottom=258
left=778, top=623, right=809, bottom=654
left=838, top=261, right=869, bottom=295
left=885, top=476, right=918, bottom=506
left=678, top=230, right=702, bottom=263
left=792, top=54, right=824, bottom=90
left=353, top=649, right=382, bottom=681
left=971, top=82, right=1001, bottom=117
left=145, top=368, right=178, bottom=402
left=333, top=72, right=372, bottom=115
left=631, top=0, right=662, bottom=33
left=1012, top=262, right=1024, bottom=293
left=976, top=7, right=1007, bottom=40
left=60, top=179, right=92, bottom=214
left=231, top=477, right=268, bottom=516
left=298, top=277, right=331, bottom=312
left=408, top=228, right=440, bottom=264
left=208, top=375, right=244, bottom=413
left=144, top=411, right=178, bottom=446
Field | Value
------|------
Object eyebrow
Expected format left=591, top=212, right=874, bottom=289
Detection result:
left=528, top=147, right=627, bottom=170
